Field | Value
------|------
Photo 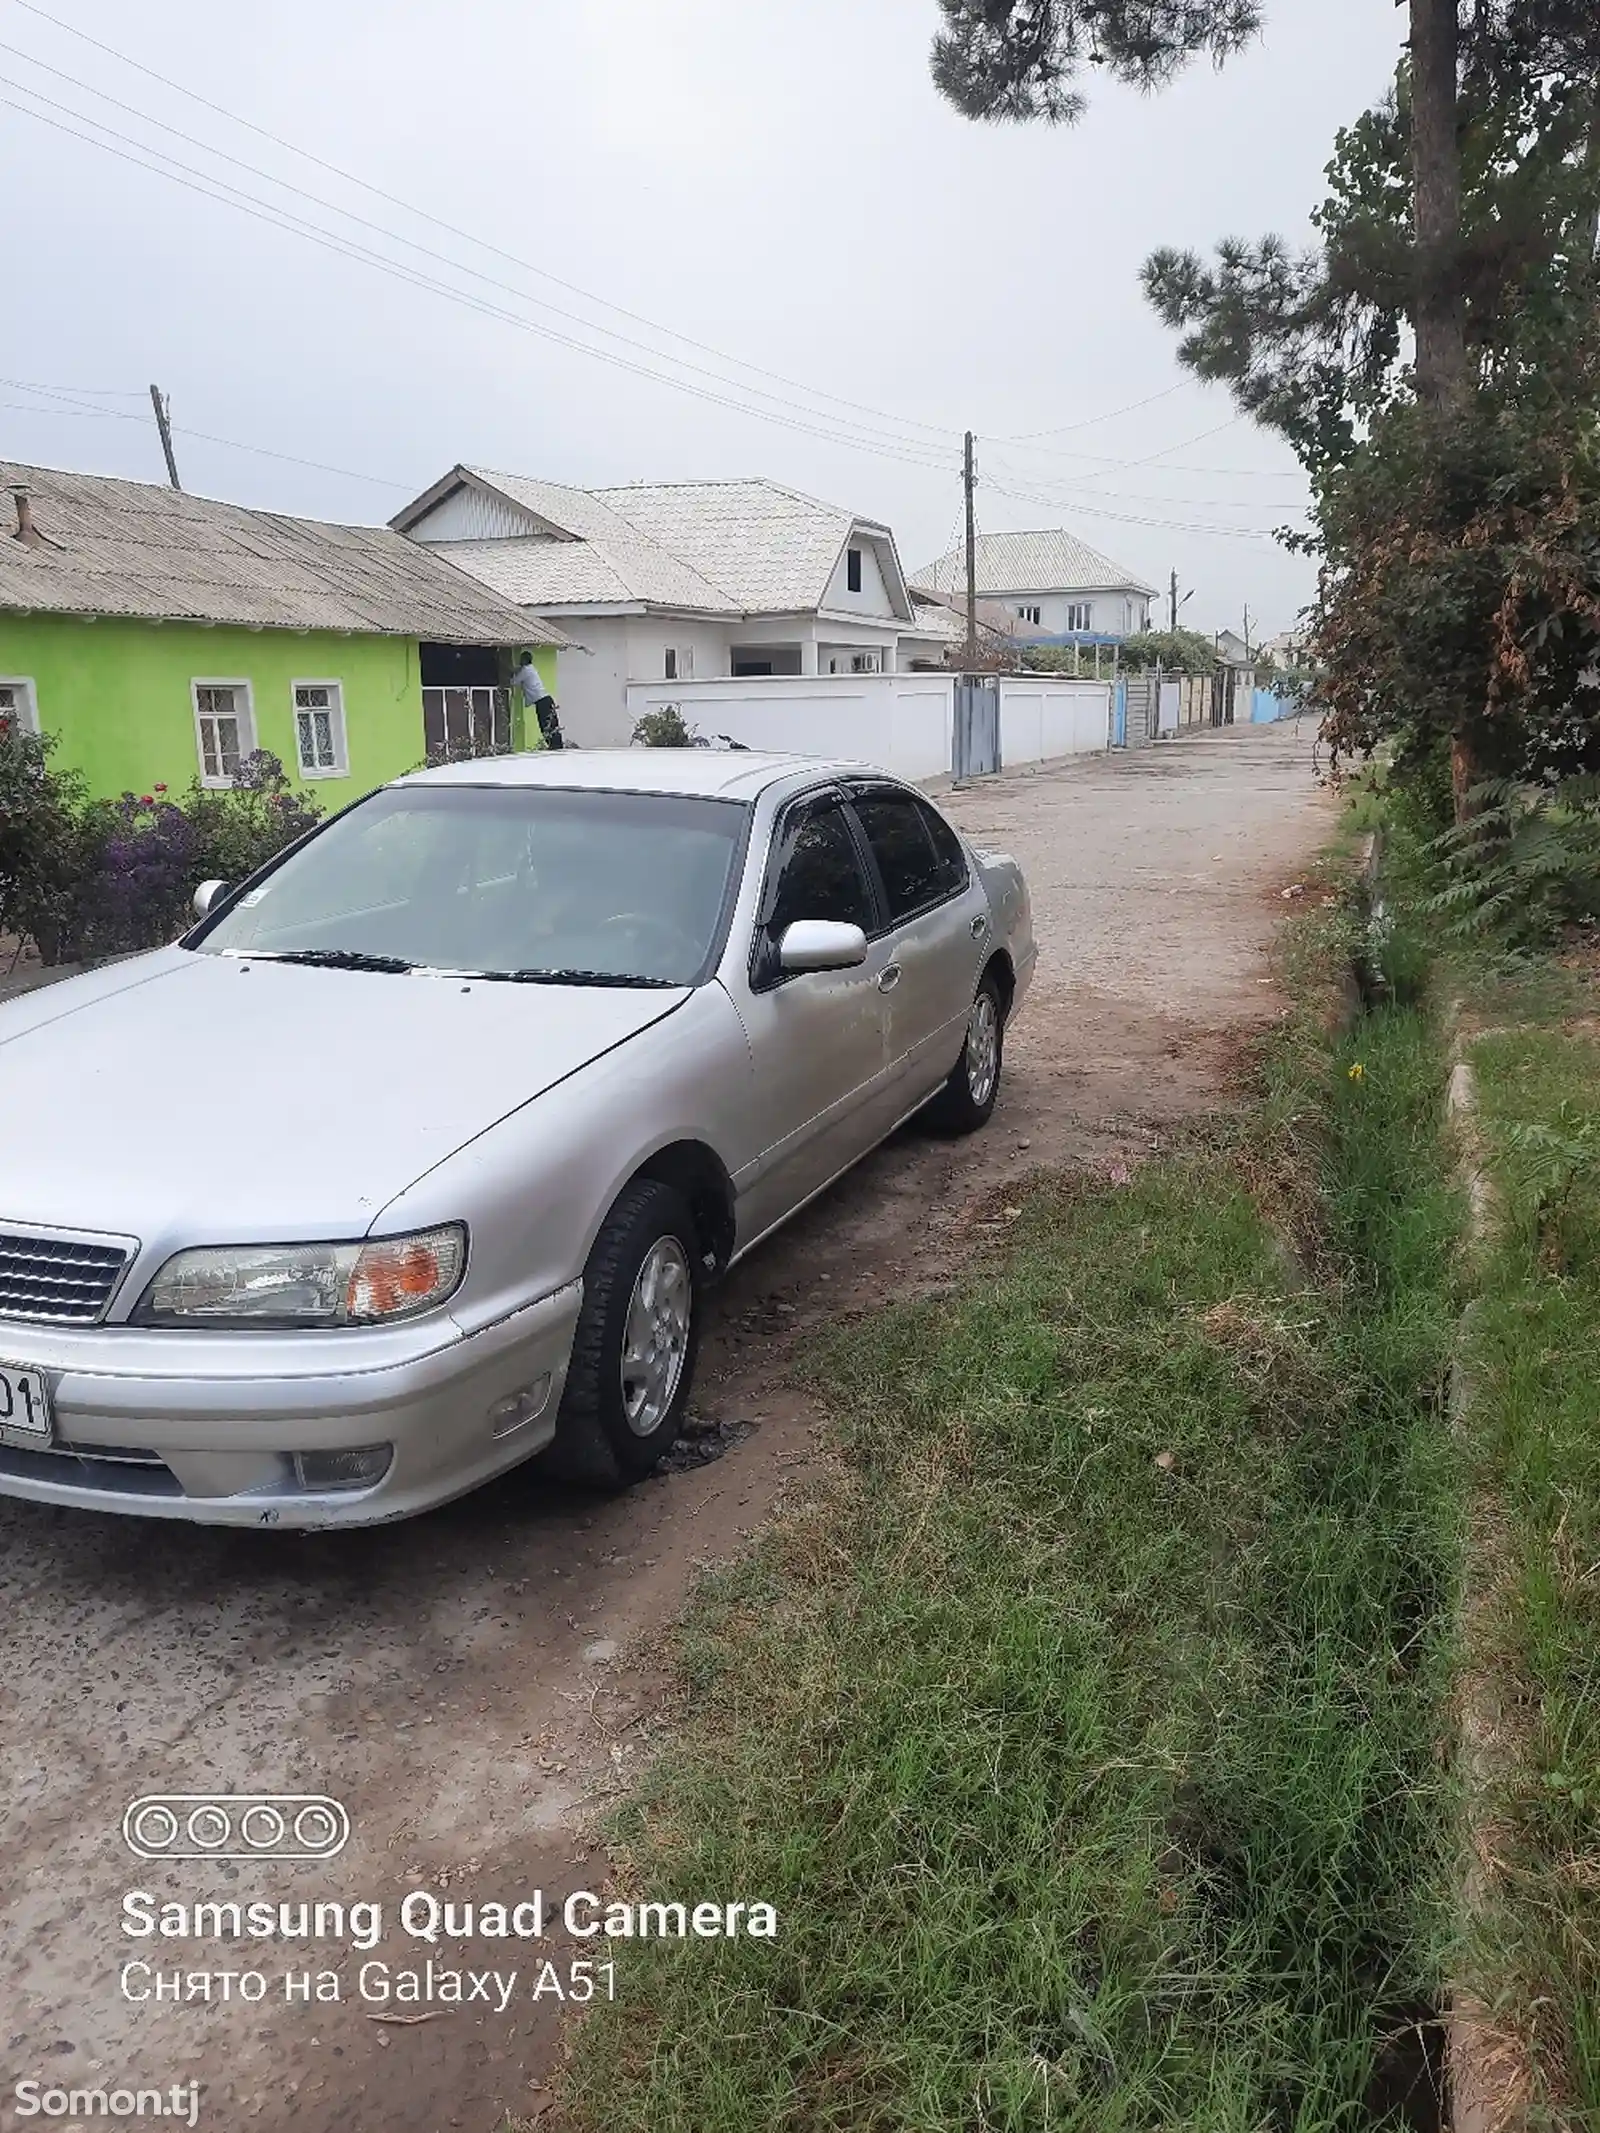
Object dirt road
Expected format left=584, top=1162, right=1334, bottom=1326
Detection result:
left=0, top=723, right=1330, bottom=2133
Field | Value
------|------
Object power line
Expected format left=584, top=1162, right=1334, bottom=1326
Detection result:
left=984, top=447, right=1310, bottom=513
left=0, top=84, right=960, bottom=475
left=2, top=374, right=415, bottom=488
left=2, top=375, right=147, bottom=398
left=0, top=37, right=961, bottom=467
left=0, top=394, right=120, bottom=419
left=983, top=476, right=1292, bottom=542
left=10, top=0, right=959, bottom=450
left=996, top=384, right=1188, bottom=441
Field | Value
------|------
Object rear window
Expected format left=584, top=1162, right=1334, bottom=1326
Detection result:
left=852, top=790, right=965, bottom=921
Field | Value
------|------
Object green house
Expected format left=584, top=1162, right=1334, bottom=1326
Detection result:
left=0, top=461, right=568, bottom=802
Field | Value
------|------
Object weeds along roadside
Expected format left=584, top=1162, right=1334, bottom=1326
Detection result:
left=554, top=848, right=1464, bottom=2133
left=1447, top=960, right=1600, bottom=2117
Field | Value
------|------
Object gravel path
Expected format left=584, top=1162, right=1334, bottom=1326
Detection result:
left=0, top=722, right=1330, bottom=2133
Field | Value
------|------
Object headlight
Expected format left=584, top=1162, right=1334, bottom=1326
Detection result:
left=136, top=1225, right=466, bottom=1328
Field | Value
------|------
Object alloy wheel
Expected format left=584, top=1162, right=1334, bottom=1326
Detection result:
left=620, top=1236, right=692, bottom=1437
left=966, top=992, right=1000, bottom=1108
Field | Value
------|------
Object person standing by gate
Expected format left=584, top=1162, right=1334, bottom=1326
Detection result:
left=510, top=650, right=565, bottom=750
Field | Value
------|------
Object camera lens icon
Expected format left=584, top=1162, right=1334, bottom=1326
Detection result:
left=122, top=1794, right=349, bottom=1861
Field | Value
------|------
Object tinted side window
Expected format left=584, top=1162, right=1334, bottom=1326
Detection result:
left=853, top=792, right=948, bottom=922
left=916, top=800, right=970, bottom=898
left=768, top=801, right=875, bottom=935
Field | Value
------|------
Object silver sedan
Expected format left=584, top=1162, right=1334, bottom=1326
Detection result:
left=0, top=750, right=1034, bottom=1526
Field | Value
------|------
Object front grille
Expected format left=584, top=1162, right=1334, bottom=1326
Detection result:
left=0, top=1228, right=133, bottom=1325
left=0, top=1440, right=180, bottom=1495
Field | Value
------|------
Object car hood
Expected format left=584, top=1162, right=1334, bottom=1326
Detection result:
left=0, top=950, right=687, bottom=1244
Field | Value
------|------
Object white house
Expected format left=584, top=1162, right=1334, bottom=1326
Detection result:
left=911, top=528, right=1155, bottom=642
left=392, top=467, right=959, bottom=746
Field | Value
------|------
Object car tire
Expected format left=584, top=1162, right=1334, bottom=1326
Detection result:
left=926, top=971, right=1006, bottom=1135
left=540, top=1180, right=702, bottom=1489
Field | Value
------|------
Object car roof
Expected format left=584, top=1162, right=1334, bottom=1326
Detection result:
left=395, top=747, right=882, bottom=802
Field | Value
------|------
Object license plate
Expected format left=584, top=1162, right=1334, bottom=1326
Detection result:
left=0, top=1363, right=53, bottom=1446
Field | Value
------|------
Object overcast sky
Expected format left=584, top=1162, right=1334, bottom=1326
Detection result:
left=2, top=0, right=1405, bottom=638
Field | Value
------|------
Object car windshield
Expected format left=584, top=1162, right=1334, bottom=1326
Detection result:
left=194, top=783, right=751, bottom=987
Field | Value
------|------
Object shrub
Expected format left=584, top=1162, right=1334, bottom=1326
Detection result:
left=0, top=739, right=322, bottom=964
left=631, top=705, right=697, bottom=747
left=1425, top=775, right=1600, bottom=946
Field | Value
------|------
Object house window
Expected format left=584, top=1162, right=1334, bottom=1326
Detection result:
left=293, top=682, right=348, bottom=778
left=846, top=548, right=863, bottom=594
left=849, top=651, right=882, bottom=674
left=0, top=678, right=38, bottom=738
left=1064, top=602, right=1093, bottom=632
left=1016, top=604, right=1042, bottom=625
left=664, top=647, right=694, bottom=682
left=193, top=682, right=254, bottom=786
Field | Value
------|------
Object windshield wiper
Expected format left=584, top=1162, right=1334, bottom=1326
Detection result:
left=489, top=967, right=680, bottom=989
left=239, top=949, right=416, bottom=973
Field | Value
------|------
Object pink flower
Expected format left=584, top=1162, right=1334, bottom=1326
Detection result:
left=138, top=793, right=154, bottom=806
left=153, top=782, right=168, bottom=794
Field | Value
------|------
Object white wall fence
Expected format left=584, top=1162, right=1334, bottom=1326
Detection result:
left=623, top=674, right=1112, bottom=783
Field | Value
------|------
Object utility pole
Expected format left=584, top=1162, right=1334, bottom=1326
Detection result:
left=149, top=384, right=181, bottom=490
left=963, top=429, right=978, bottom=669
left=1242, top=603, right=1253, bottom=661
left=1170, top=568, right=1179, bottom=632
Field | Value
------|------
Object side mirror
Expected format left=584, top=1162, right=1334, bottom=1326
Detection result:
left=192, top=880, right=232, bottom=920
left=777, top=920, right=869, bottom=974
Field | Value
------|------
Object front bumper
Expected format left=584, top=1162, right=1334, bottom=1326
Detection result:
left=0, top=1283, right=583, bottom=1528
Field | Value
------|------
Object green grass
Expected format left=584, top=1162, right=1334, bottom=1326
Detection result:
left=560, top=906, right=1462, bottom=2132
left=1458, top=1026, right=1600, bottom=2118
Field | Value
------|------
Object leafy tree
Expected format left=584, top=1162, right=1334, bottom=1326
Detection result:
left=1117, top=626, right=1220, bottom=672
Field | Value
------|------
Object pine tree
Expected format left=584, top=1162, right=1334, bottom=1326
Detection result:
left=932, top=3, right=1600, bottom=810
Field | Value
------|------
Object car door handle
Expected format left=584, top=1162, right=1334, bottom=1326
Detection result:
left=876, top=964, right=902, bottom=993
left=970, top=913, right=989, bottom=939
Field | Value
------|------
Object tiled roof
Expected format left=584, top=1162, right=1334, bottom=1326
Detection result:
left=911, top=527, right=1155, bottom=600
left=905, top=599, right=965, bottom=643
left=0, top=462, right=568, bottom=644
left=401, top=469, right=909, bottom=619
left=458, top=473, right=737, bottom=610
left=589, top=480, right=866, bottom=613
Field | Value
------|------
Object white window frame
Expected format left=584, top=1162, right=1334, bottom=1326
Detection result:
left=0, top=677, right=39, bottom=736
left=1063, top=601, right=1094, bottom=633
left=664, top=646, right=695, bottom=682
left=191, top=679, right=256, bottom=788
left=291, top=678, right=349, bottom=779
left=1016, top=604, right=1042, bottom=626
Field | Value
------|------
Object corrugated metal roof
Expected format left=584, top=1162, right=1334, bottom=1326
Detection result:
left=0, top=462, right=569, bottom=645
left=910, top=528, right=1155, bottom=600
left=400, top=469, right=909, bottom=619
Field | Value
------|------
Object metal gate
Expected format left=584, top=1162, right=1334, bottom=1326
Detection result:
left=1208, top=669, right=1240, bottom=727
left=422, top=685, right=512, bottom=762
left=953, top=677, right=1000, bottom=780
left=1122, top=674, right=1156, bottom=749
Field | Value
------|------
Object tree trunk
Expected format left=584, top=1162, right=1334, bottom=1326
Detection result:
left=1411, top=0, right=1466, bottom=408
left=1412, top=0, right=1476, bottom=816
